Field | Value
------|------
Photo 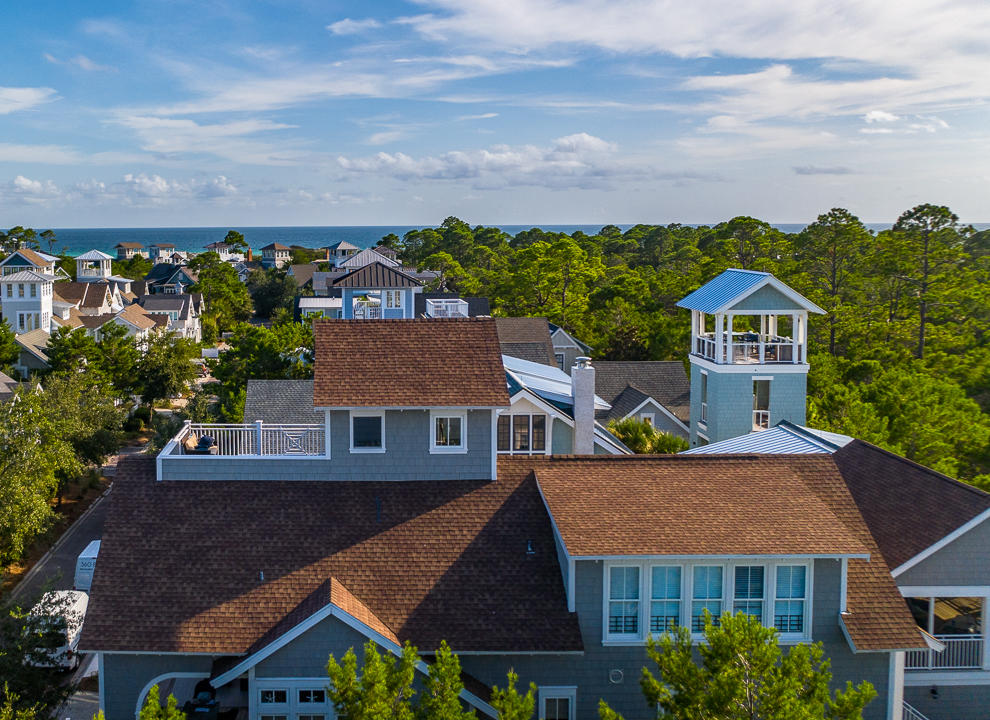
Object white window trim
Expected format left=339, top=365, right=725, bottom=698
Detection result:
left=349, top=411, right=386, bottom=453
left=538, top=686, right=577, bottom=720
left=253, top=678, right=333, bottom=720
left=602, top=559, right=814, bottom=646
left=639, top=412, right=656, bottom=426
left=430, top=410, right=468, bottom=454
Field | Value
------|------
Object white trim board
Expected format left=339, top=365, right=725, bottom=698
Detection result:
left=687, top=354, right=810, bottom=374
left=892, top=507, right=990, bottom=577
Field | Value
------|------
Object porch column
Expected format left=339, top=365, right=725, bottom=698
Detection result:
left=714, top=313, right=724, bottom=363
left=759, top=315, right=766, bottom=363
left=791, top=314, right=799, bottom=364
left=726, top=313, right=734, bottom=364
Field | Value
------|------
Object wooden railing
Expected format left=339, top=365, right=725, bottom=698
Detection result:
left=906, top=635, right=984, bottom=670
left=171, top=421, right=326, bottom=456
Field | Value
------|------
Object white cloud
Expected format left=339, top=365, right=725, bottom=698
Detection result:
left=793, top=165, right=853, bottom=175
left=865, top=110, right=899, bottom=123
left=327, top=18, right=381, bottom=35
left=456, top=112, right=498, bottom=120
left=44, top=53, right=115, bottom=72
left=0, top=86, right=58, bottom=115
left=367, top=130, right=409, bottom=145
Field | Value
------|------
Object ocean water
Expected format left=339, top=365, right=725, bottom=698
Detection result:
left=30, top=223, right=990, bottom=257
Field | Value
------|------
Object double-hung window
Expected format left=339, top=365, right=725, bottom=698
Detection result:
left=650, top=566, right=681, bottom=633
left=431, top=411, right=466, bottom=453
left=538, top=687, right=576, bottom=720
left=29, top=284, right=36, bottom=298
left=691, top=566, right=723, bottom=631
left=385, top=290, right=402, bottom=309
left=350, top=412, right=384, bottom=452
left=733, top=566, right=765, bottom=620
left=17, top=284, right=24, bottom=298
left=774, top=565, right=807, bottom=634
left=608, top=565, right=640, bottom=636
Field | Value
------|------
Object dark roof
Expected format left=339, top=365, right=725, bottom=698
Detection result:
left=150, top=242, right=176, bottom=248
left=373, top=245, right=398, bottom=259
left=325, top=240, right=359, bottom=251
left=53, top=282, right=112, bottom=309
left=288, top=264, right=316, bottom=288
left=592, top=361, right=690, bottom=423
left=333, top=262, right=422, bottom=289
left=79, top=456, right=582, bottom=655
left=262, top=242, right=290, bottom=251
left=244, top=380, right=320, bottom=424
left=494, top=318, right=555, bottom=366
left=313, top=318, right=510, bottom=408
left=115, top=241, right=143, bottom=249
left=535, top=454, right=923, bottom=652
left=144, top=263, right=184, bottom=284
left=414, top=292, right=491, bottom=318
left=832, top=440, right=990, bottom=571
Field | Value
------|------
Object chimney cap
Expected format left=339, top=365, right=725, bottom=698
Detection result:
left=574, top=356, right=592, bottom=368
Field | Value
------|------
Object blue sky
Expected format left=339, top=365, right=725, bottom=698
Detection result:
left=2, top=0, right=989, bottom=227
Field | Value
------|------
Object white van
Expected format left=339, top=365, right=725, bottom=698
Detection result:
left=74, top=540, right=100, bottom=592
left=27, top=590, right=89, bottom=670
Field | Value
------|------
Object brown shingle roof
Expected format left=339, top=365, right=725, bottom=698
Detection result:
left=312, top=318, right=509, bottom=407
left=79, top=456, right=581, bottom=655
left=494, top=317, right=555, bottom=366
left=262, top=242, right=290, bottom=251
left=333, top=262, right=422, bottom=288
left=115, top=241, right=143, bottom=249
left=535, top=454, right=924, bottom=652
left=4, top=248, right=51, bottom=267
left=832, top=440, right=990, bottom=571
left=53, top=281, right=112, bottom=309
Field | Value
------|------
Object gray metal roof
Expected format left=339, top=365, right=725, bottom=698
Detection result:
left=682, top=421, right=852, bottom=455
left=244, top=379, right=321, bottom=424
left=76, top=249, right=114, bottom=261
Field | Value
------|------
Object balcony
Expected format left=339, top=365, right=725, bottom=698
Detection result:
left=157, top=421, right=328, bottom=481
left=426, top=298, right=469, bottom=318
left=352, top=301, right=382, bottom=319
left=906, top=635, right=984, bottom=670
left=693, top=333, right=800, bottom=365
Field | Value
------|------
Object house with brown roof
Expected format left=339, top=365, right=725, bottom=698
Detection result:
left=0, top=247, right=67, bottom=279
left=261, top=242, right=292, bottom=269
left=114, top=241, right=144, bottom=260
left=688, top=421, right=990, bottom=720
left=494, top=316, right=557, bottom=365
left=80, top=316, right=935, bottom=720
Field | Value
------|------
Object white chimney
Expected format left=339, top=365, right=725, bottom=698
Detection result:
left=572, top=356, right=595, bottom=455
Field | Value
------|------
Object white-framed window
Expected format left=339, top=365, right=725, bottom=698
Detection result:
left=5, top=284, right=10, bottom=298
left=17, top=284, right=24, bottom=298
left=774, top=565, right=808, bottom=635
left=385, top=290, right=402, bottom=309
left=260, top=715, right=287, bottom=720
left=430, top=411, right=467, bottom=453
left=607, top=565, right=640, bottom=638
left=699, top=371, right=708, bottom=426
left=650, top=566, right=682, bottom=633
left=29, top=283, right=36, bottom=298
left=350, top=411, right=385, bottom=453
left=298, top=689, right=326, bottom=704
left=260, top=689, right=288, bottom=704
left=538, top=686, right=576, bottom=720
left=691, top=566, right=723, bottom=632
left=640, top=412, right=655, bottom=426
left=733, top=565, right=765, bottom=620
left=497, top=414, right=547, bottom=454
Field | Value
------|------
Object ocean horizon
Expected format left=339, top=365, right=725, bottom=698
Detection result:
left=20, top=223, right=990, bottom=257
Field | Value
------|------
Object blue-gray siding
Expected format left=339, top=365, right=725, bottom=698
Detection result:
left=730, top=284, right=803, bottom=312
left=896, top=518, right=990, bottom=586
left=904, top=684, right=990, bottom=720
left=255, top=615, right=370, bottom=677
left=552, top=418, right=573, bottom=454
left=101, top=653, right=215, bottom=720
left=689, top=363, right=807, bottom=446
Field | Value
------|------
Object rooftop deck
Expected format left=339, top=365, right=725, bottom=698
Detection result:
left=692, top=331, right=803, bottom=364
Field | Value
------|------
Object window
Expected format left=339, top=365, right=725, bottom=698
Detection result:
left=733, top=566, right=765, bottom=620
left=906, top=596, right=983, bottom=636
left=298, top=715, right=324, bottom=720
left=431, top=412, right=466, bottom=452
left=351, top=413, right=384, bottom=452
left=17, top=284, right=24, bottom=298
left=497, top=414, right=548, bottom=454
left=385, top=290, right=402, bottom=309
left=753, top=379, right=770, bottom=430
left=260, top=690, right=288, bottom=704
left=538, top=687, right=576, bottom=720
left=692, top=566, right=723, bottom=632
left=298, top=690, right=326, bottom=704
left=260, top=715, right=287, bottom=720
left=17, top=314, right=25, bottom=331
left=640, top=413, right=655, bottom=426
left=555, top=352, right=565, bottom=370
left=650, top=566, right=681, bottom=632
left=5, top=284, right=10, bottom=298
left=608, top=565, right=640, bottom=636
left=29, top=284, right=36, bottom=298
left=774, top=565, right=807, bottom=634
left=700, top=372, right=708, bottom=425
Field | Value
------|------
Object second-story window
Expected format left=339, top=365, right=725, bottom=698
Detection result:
left=385, top=290, right=402, bottom=309
left=692, top=566, right=723, bottom=631
left=497, top=414, right=547, bottom=454
left=29, top=284, right=36, bottom=298
left=5, top=284, right=11, bottom=298
left=17, top=284, right=24, bottom=298
left=608, top=565, right=640, bottom=636
left=774, top=565, right=807, bottom=634
left=431, top=412, right=466, bottom=453
left=733, top=566, right=765, bottom=620
left=650, top=566, right=681, bottom=632
left=351, top=413, right=384, bottom=452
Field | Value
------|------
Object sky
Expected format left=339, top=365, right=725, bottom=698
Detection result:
left=2, top=0, right=989, bottom=228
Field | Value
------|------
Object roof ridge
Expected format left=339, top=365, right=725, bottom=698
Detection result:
left=839, top=439, right=990, bottom=500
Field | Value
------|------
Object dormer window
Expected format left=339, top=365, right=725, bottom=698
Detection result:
left=431, top=411, right=467, bottom=453
left=350, top=412, right=385, bottom=453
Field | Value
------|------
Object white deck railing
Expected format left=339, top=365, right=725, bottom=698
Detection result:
left=902, top=702, right=930, bottom=720
left=693, top=333, right=798, bottom=365
left=426, top=298, right=469, bottom=318
left=170, top=421, right=326, bottom=456
left=353, top=303, right=382, bottom=319
left=906, top=635, right=984, bottom=670
left=752, top=410, right=770, bottom=430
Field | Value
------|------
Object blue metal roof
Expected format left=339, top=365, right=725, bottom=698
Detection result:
left=676, top=269, right=769, bottom=314
left=681, top=422, right=852, bottom=455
